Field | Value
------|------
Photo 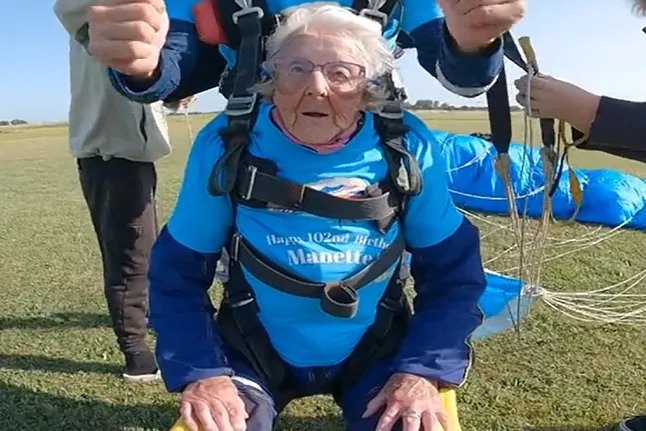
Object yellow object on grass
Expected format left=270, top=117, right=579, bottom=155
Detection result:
left=169, top=388, right=462, bottom=431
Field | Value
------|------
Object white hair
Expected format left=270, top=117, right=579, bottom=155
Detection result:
left=253, top=2, right=395, bottom=109
left=632, top=0, right=646, bottom=16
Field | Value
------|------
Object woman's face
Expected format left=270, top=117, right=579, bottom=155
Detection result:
left=268, top=31, right=367, bottom=144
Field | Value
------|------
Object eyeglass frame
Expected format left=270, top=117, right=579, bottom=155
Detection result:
left=260, top=56, right=368, bottom=91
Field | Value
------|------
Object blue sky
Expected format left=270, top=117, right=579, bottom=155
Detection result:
left=2, top=1, right=646, bottom=123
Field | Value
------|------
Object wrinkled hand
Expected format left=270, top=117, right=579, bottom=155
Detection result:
left=437, top=0, right=526, bottom=53
left=514, top=74, right=600, bottom=133
left=180, top=376, right=248, bottom=431
left=87, top=0, right=169, bottom=79
left=363, top=373, right=450, bottom=431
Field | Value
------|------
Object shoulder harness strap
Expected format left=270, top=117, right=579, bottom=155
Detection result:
left=208, top=0, right=270, bottom=196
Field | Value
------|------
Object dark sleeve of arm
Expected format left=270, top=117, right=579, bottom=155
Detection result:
left=148, top=115, right=235, bottom=392
left=392, top=218, right=486, bottom=387
left=408, top=18, right=503, bottom=98
left=149, top=228, right=234, bottom=392
left=391, top=115, right=487, bottom=387
left=572, top=96, right=646, bottom=163
left=107, top=19, right=201, bottom=104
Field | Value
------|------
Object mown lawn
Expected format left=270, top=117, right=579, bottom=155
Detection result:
left=0, top=111, right=644, bottom=431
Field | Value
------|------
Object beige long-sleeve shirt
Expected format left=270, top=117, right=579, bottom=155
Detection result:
left=53, top=0, right=171, bottom=162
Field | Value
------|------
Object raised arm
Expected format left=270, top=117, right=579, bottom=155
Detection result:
left=148, top=115, right=235, bottom=392
left=572, top=97, right=646, bottom=163
left=399, top=5, right=501, bottom=97
left=392, top=114, right=487, bottom=387
left=514, top=74, right=646, bottom=163
left=400, top=0, right=525, bottom=97
left=107, top=0, right=228, bottom=103
left=83, top=0, right=226, bottom=104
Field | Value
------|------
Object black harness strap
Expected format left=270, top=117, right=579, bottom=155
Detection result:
left=374, top=112, right=421, bottom=197
left=485, top=66, right=512, bottom=156
left=233, top=163, right=401, bottom=221
left=212, top=0, right=275, bottom=51
left=486, top=31, right=532, bottom=156
left=230, top=230, right=406, bottom=318
left=336, top=269, right=410, bottom=394
left=208, top=0, right=268, bottom=196
left=216, top=256, right=290, bottom=395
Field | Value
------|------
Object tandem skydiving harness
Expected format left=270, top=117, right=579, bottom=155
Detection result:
left=205, top=0, right=421, bottom=405
left=200, top=0, right=529, bottom=402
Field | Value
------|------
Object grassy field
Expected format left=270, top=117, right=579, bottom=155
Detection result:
left=1, top=111, right=645, bottom=431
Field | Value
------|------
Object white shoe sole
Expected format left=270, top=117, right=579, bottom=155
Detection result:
left=122, top=370, right=161, bottom=383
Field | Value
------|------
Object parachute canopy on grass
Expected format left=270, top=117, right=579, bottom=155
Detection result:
left=441, top=132, right=646, bottom=339
left=438, top=132, right=646, bottom=231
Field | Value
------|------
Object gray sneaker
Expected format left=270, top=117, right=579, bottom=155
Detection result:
left=620, top=416, right=646, bottom=431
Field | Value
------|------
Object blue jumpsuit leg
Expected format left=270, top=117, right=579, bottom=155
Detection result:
left=223, top=347, right=278, bottom=431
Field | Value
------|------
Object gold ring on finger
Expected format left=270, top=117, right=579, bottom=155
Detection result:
left=402, top=409, right=421, bottom=419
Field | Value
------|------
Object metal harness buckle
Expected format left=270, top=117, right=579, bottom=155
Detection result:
left=232, top=6, right=265, bottom=24
left=225, top=93, right=258, bottom=117
left=240, top=165, right=258, bottom=201
left=359, top=8, right=388, bottom=28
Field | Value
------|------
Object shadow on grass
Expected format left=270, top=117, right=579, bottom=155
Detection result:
left=0, top=353, right=121, bottom=375
left=0, top=312, right=110, bottom=330
left=0, top=382, right=344, bottom=431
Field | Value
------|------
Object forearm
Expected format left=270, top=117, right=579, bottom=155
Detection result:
left=107, top=19, right=198, bottom=103
left=149, top=226, right=233, bottom=393
left=574, top=96, right=646, bottom=162
left=392, top=218, right=487, bottom=387
left=410, top=18, right=503, bottom=98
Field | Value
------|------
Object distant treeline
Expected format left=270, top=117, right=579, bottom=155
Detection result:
left=166, top=99, right=523, bottom=116
left=0, top=119, right=28, bottom=126
left=402, top=100, right=524, bottom=111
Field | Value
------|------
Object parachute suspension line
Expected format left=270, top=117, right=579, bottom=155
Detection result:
left=476, top=34, right=646, bottom=333
left=539, top=269, right=646, bottom=325
left=184, top=109, right=194, bottom=144
left=493, top=154, right=522, bottom=246
left=164, top=96, right=197, bottom=143
left=511, top=38, right=646, bottom=330
left=515, top=37, right=554, bottom=303
left=488, top=87, right=522, bottom=337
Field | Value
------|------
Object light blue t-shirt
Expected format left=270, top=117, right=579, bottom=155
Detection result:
left=165, top=0, right=443, bottom=67
left=167, top=102, right=463, bottom=368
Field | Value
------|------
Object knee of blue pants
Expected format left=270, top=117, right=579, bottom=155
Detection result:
left=220, top=344, right=277, bottom=429
left=233, top=380, right=277, bottom=431
left=338, top=358, right=404, bottom=431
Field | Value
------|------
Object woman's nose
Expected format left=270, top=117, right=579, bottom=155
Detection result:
left=305, top=70, right=329, bottom=97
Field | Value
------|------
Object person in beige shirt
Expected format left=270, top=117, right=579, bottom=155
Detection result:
left=53, top=0, right=171, bottom=383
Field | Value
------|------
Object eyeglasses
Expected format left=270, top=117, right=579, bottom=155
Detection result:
left=263, top=57, right=366, bottom=93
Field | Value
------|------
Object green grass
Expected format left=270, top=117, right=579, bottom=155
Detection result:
left=1, top=111, right=645, bottom=431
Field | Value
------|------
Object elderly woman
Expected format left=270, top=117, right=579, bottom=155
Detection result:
left=150, top=4, right=487, bottom=431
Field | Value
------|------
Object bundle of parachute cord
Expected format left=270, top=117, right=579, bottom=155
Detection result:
left=164, top=95, right=198, bottom=143
left=468, top=36, right=646, bottom=334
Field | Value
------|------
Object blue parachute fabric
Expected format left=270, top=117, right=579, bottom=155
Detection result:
left=431, top=131, right=646, bottom=339
left=474, top=270, right=530, bottom=340
left=436, top=132, right=646, bottom=231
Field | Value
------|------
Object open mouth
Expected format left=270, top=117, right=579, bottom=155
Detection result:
left=301, top=112, right=329, bottom=118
